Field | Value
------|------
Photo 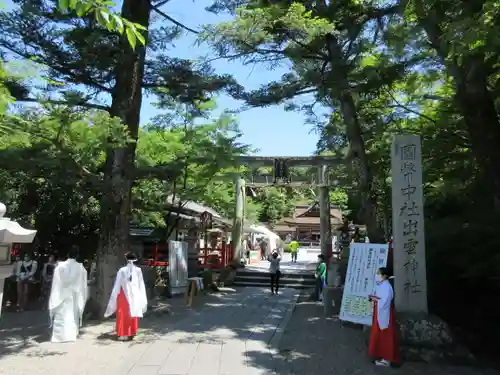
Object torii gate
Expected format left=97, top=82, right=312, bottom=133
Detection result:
left=231, top=155, right=343, bottom=260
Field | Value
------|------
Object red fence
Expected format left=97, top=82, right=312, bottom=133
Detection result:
left=141, top=242, right=234, bottom=270
left=198, top=243, right=234, bottom=269
left=142, top=243, right=169, bottom=267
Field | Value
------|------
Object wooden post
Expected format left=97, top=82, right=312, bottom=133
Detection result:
left=391, top=135, right=428, bottom=313
left=232, top=177, right=246, bottom=261
left=318, top=165, right=331, bottom=257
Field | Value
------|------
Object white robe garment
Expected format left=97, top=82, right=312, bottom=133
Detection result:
left=374, top=279, right=394, bottom=329
left=49, top=259, right=88, bottom=343
left=104, top=263, right=147, bottom=318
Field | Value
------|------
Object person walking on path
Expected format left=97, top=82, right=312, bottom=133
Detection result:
left=315, top=254, right=327, bottom=301
left=105, top=252, right=148, bottom=341
left=289, top=239, right=299, bottom=263
left=368, top=267, right=400, bottom=367
left=49, top=246, right=88, bottom=343
left=268, top=250, right=282, bottom=295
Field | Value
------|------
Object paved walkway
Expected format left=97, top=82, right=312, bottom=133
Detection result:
left=0, top=287, right=297, bottom=375
left=275, top=294, right=498, bottom=375
left=2, top=287, right=495, bottom=375
left=126, top=288, right=296, bottom=375
left=245, top=248, right=319, bottom=274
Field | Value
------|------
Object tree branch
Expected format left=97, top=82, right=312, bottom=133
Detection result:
left=385, top=89, right=437, bottom=124
left=153, top=0, right=174, bottom=7
left=151, top=6, right=199, bottom=34
left=0, top=43, right=112, bottom=94
left=16, top=98, right=110, bottom=112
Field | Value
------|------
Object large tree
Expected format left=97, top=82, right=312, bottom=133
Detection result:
left=0, top=0, right=237, bottom=313
left=396, top=0, right=500, bottom=209
left=0, top=99, right=249, bottom=260
left=203, top=1, right=410, bottom=241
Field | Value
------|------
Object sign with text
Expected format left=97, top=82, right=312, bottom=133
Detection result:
left=168, top=241, right=188, bottom=295
left=391, top=135, right=428, bottom=313
left=339, top=243, right=389, bottom=326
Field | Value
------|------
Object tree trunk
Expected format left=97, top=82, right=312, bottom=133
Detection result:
left=454, top=56, right=500, bottom=209
left=92, top=0, right=151, bottom=317
left=338, top=90, right=383, bottom=242
left=415, top=0, right=500, bottom=210
left=325, top=34, right=384, bottom=242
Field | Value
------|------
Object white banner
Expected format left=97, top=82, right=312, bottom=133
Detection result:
left=168, top=241, right=188, bottom=295
left=339, top=243, right=389, bottom=326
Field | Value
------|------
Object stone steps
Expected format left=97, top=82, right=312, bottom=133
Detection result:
left=234, top=269, right=316, bottom=289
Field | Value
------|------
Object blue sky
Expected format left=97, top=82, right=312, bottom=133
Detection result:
left=146, top=0, right=320, bottom=156
left=4, top=0, right=321, bottom=156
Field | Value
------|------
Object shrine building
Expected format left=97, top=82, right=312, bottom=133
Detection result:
left=270, top=202, right=344, bottom=242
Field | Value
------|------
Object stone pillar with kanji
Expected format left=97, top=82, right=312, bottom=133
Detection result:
left=391, top=135, right=428, bottom=313
left=390, top=135, right=465, bottom=362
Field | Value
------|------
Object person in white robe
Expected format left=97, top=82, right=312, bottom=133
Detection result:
left=49, top=246, right=88, bottom=343
left=104, top=252, right=147, bottom=341
left=368, top=267, right=400, bottom=366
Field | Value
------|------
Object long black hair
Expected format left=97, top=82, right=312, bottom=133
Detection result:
left=125, top=252, right=138, bottom=262
left=378, top=267, right=391, bottom=278
left=68, top=245, right=79, bottom=260
left=378, top=266, right=395, bottom=290
left=125, top=252, right=138, bottom=282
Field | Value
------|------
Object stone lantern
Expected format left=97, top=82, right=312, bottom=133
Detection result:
left=0, top=202, right=37, bottom=316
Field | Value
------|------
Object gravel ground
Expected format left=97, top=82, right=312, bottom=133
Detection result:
left=275, top=293, right=497, bottom=375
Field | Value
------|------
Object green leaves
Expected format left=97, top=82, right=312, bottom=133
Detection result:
left=57, top=0, right=147, bottom=49
left=125, top=27, right=137, bottom=49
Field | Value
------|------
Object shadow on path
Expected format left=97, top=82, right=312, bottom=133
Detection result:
left=0, top=287, right=298, bottom=375
left=249, top=294, right=498, bottom=375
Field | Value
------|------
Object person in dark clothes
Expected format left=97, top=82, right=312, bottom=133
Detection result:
left=268, top=250, right=281, bottom=295
left=15, top=253, right=38, bottom=311
left=41, top=254, right=57, bottom=309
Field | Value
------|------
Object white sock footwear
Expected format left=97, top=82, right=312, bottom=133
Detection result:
left=374, top=359, right=390, bottom=367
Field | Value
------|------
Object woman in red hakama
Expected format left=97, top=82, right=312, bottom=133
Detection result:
left=104, top=252, right=148, bottom=341
left=116, top=288, right=139, bottom=338
left=368, top=267, right=400, bottom=367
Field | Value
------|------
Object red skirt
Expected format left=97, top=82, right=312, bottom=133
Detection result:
left=116, top=288, right=138, bottom=337
left=368, top=302, right=400, bottom=364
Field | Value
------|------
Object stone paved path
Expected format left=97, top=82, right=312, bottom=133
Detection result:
left=274, top=295, right=498, bottom=375
left=245, top=248, right=318, bottom=274
left=0, top=287, right=297, bottom=375
left=2, top=287, right=496, bottom=375
left=126, top=287, right=297, bottom=375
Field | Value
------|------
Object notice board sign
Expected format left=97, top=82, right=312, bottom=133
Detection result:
left=339, top=243, right=389, bottom=326
left=168, top=241, right=188, bottom=295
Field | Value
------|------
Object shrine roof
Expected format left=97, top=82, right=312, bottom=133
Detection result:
left=270, top=224, right=296, bottom=232
left=294, top=201, right=343, bottom=220
left=283, top=216, right=343, bottom=226
left=166, top=195, right=221, bottom=218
